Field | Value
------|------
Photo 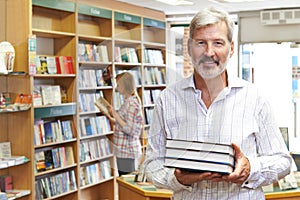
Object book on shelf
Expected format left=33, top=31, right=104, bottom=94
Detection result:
left=37, top=56, right=47, bottom=74
left=5, top=189, right=30, bottom=199
left=33, top=85, right=43, bottom=106
left=46, top=56, right=57, bottom=74
left=164, top=139, right=235, bottom=174
left=0, top=161, right=8, bottom=169
left=0, top=174, right=12, bottom=192
left=114, top=46, right=122, bottom=62
left=40, top=85, right=62, bottom=106
left=44, top=150, right=54, bottom=170
left=43, top=122, right=55, bottom=143
left=0, top=192, right=7, bottom=200
left=35, top=151, right=46, bottom=173
left=56, top=56, right=74, bottom=74
left=60, top=120, right=74, bottom=140
left=95, top=97, right=111, bottom=117
left=144, top=107, right=154, bottom=125
left=0, top=142, right=11, bottom=158
left=1, top=156, right=27, bottom=166
left=65, top=146, right=75, bottom=166
left=97, top=45, right=109, bottom=63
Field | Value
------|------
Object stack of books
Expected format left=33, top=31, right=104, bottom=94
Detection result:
left=164, top=139, right=235, bottom=174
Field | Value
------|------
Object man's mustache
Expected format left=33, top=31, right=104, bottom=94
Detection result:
left=198, top=56, right=220, bottom=66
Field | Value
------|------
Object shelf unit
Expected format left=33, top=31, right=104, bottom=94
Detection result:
left=4, top=0, right=166, bottom=199
left=0, top=75, right=32, bottom=199
left=76, top=4, right=115, bottom=200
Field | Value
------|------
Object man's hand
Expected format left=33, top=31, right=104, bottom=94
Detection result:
left=221, top=143, right=250, bottom=184
left=174, top=143, right=251, bottom=186
left=174, top=169, right=222, bottom=186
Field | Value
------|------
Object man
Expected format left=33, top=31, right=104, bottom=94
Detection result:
left=143, top=7, right=292, bottom=199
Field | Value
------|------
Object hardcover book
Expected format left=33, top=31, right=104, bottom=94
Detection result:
left=166, top=139, right=234, bottom=155
left=94, top=97, right=111, bottom=117
left=166, top=148, right=234, bottom=165
left=40, top=85, right=62, bottom=106
left=165, top=158, right=234, bottom=174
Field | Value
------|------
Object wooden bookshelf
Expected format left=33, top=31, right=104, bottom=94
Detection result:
left=3, top=0, right=166, bottom=199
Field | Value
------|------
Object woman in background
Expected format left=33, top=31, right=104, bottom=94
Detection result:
left=107, top=72, right=143, bottom=176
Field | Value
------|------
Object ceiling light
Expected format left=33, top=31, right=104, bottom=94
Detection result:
left=155, top=0, right=194, bottom=6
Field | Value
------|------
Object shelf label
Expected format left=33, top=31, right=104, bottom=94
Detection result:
left=32, top=0, right=75, bottom=12
left=78, top=4, right=112, bottom=19
left=34, top=104, right=76, bottom=118
left=144, top=18, right=165, bottom=29
left=115, top=12, right=141, bottom=24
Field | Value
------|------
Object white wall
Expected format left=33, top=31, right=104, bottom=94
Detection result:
left=248, top=42, right=300, bottom=151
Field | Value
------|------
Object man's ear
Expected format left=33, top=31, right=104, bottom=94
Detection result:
left=229, top=41, right=234, bottom=57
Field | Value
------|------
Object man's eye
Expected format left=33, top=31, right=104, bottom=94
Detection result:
left=215, top=42, right=224, bottom=47
left=196, top=41, right=205, bottom=46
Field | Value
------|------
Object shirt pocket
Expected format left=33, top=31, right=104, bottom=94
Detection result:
left=165, top=116, right=186, bottom=138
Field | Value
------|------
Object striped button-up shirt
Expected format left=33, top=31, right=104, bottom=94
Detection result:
left=144, top=72, right=291, bottom=200
left=114, top=95, right=143, bottom=159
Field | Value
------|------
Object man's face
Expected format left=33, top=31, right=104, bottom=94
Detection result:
left=188, top=21, right=234, bottom=79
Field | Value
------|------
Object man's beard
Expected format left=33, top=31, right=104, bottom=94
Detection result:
left=193, top=56, right=228, bottom=79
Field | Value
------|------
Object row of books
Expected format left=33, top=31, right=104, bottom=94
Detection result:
left=78, top=43, right=109, bottom=63
left=78, top=68, right=111, bottom=88
left=164, top=139, right=235, bottom=174
left=33, top=85, right=62, bottom=106
left=35, top=170, right=77, bottom=199
left=115, top=47, right=139, bottom=63
left=34, top=146, right=74, bottom=173
left=33, top=119, right=74, bottom=146
left=78, top=92, right=103, bottom=113
left=36, top=55, right=74, bottom=75
left=143, top=89, right=162, bottom=105
left=80, top=138, right=111, bottom=162
left=143, top=49, right=164, bottom=65
left=80, top=160, right=112, bottom=186
left=144, top=67, right=166, bottom=85
left=78, top=44, right=165, bottom=65
left=80, top=116, right=111, bottom=137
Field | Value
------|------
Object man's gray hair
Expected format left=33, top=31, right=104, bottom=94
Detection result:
left=189, top=7, right=234, bottom=42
